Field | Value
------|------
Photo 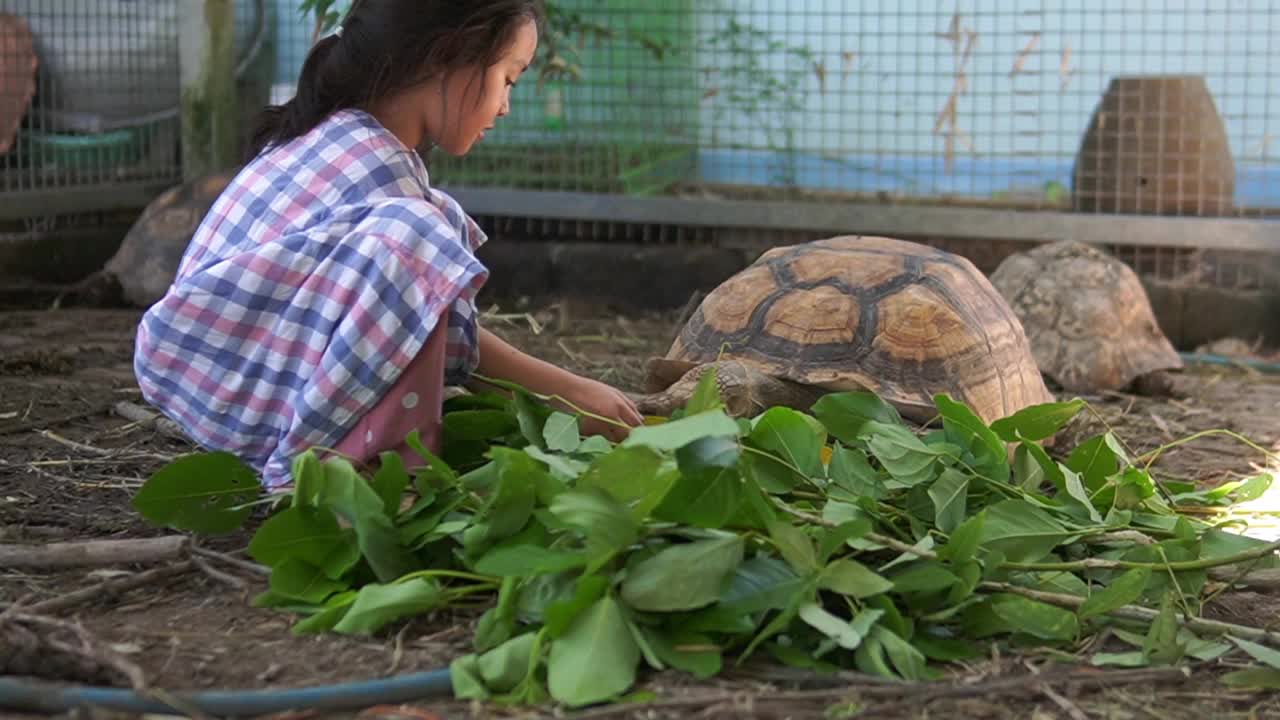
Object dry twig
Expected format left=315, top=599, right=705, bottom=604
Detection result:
left=0, top=536, right=188, bottom=570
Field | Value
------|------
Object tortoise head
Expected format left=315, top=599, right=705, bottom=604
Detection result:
left=634, top=358, right=809, bottom=419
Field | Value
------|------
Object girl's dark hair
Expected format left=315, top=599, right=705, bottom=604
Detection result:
left=249, top=0, right=543, bottom=157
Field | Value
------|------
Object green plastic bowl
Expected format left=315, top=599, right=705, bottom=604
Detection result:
left=22, top=127, right=146, bottom=172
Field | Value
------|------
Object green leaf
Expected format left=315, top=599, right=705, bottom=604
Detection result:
left=889, top=561, right=959, bottom=594
left=370, top=451, right=410, bottom=518
left=1143, top=592, right=1185, bottom=665
left=474, top=544, right=587, bottom=577
left=269, top=558, right=348, bottom=604
left=332, top=578, right=445, bottom=634
left=819, top=558, right=893, bottom=599
left=1079, top=567, right=1151, bottom=620
left=476, top=632, right=540, bottom=694
left=990, top=399, right=1085, bottom=442
left=292, top=450, right=324, bottom=505
left=653, top=466, right=742, bottom=529
left=991, top=594, right=1079, bottom=641
left=1066, top=433, right=1125, bottom=491
left=746, top=407, right=826, bottom=490
left=290, top=591, right=357, bottom=634
left=676, top=434, right=741, bottom=472
left=934, top=394, right=1009, bottom=483
left=827, top=444, right=886, bottom=500
left=543, top=412, right=581, bottom=452
left=524, top=445, right=588, bottom=482
left=686, top=363, right=725, bottom=415
left=872, top=626, right=932, bottom=681
left=798, top=602, right=878, bottom=650
left=512, top=389, right=553, bottom=449
left=812, top=392, right=903, bottom=446
left=1059, top=465, right=1103, bottom=523
left=940, top=512, right=984, bottom=566
left=1230, top=636, right=1280, bottom=670
left=769, top=521, right=817, bottom=574
left=548, top=595, right=639, bottom=707
left=444, top=409, right=521, bottom=441
left=818, top=518, right=873, bottom=563
left=928, top=468, right=969, bottom=534
left=549, top=487, right=638, bottom=568
left=545, top=575, right=609, bottom=638
left=1221, top=668, right=1280, bottom=690
left=579, top=445, right=674, bottom=521
left=863, top=422, right=945, bottom=488
left=464, top=448, right=539, bottom=551
left=685, top=555, right=802, bottom=634
left=621, top=534, right=745, bottom=612
left=622, top=409, right=740, bottom=451
left=641, top=628, right=721, bottom=679
left=976, top=500, right=1071, bottom=563
left=132, top=451, right=261, bottom=534
left=474, top=576, right=520, bottom=652
left=248, top=506, right=359, bottom=579
left=404, top=430, right=459, bottom=492
left=308, top=457, right=418, bottom=582
left=453, top=630, right=537, bottom=696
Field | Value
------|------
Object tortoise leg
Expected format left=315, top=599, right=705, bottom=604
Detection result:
left=1128, top=370, right=1183, bottom=398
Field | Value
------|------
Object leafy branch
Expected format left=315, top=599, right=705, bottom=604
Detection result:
left=133, top=368, right=1280, bottom=707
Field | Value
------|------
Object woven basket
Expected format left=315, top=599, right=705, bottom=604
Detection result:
left=1072, top=75, right=1235, bottom=216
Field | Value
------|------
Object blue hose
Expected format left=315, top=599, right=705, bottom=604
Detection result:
left=0, top=668, right=454, bottom=715
left=1179, top=351, right=1280, bottom=374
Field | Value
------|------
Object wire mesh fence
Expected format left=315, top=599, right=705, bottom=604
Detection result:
left=419, top=1, right=1279, bottom=219
left=0, top=0, right=276, bottom=221
left=0, top=1, right=182, bottom=200
left=1, top=1, right=1277, bottom=291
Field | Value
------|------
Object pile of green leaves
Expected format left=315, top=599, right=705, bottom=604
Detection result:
left=134, top=371, right=1280, bottom=707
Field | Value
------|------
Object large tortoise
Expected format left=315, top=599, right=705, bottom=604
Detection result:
left=988, top=241, right=1182, bottom=395
left=61, top=168, right=238, bottom=308
left=635, top=235, right=1056, bottom=426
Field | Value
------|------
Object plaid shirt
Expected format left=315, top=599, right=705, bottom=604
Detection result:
left=134, top=109, right=488, bottom=489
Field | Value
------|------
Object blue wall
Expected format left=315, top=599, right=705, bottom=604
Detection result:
left=264, top=1, right=1279, bottom=204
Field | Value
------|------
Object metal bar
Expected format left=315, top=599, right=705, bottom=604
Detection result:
left=444, top=186, right=1280, bottom=253
left=0, top=184, right=175, bottom=220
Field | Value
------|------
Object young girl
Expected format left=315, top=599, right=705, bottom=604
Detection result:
left=133, top=0, right=642, bottom=491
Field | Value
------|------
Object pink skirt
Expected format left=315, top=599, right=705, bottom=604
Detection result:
left=332, top=317, right=447, bottom=469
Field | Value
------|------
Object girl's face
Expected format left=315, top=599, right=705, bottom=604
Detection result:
left=428, top=19, right=538, bottom=156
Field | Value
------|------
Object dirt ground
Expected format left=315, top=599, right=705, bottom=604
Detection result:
left=2, top=296, right=1280, bottom=719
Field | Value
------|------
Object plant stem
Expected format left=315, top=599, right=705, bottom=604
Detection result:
left=781, top=502, right=1280, bottom=575
left=982, top=580, right=1280, bottom=647
left=1135, top=428, right=1280, bottom=469
left=776, top=504, right=934, bottom=560
left=397, top=569, right=498, bottom=585
left=1001, top=539, right=1280, bottom=573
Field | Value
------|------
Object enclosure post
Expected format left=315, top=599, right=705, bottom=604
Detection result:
left=179, top=0, right=238, bottom=181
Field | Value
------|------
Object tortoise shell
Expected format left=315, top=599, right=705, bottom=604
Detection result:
left=104, top=168, right=239, bottom=307
left=988, top=240, right=1182, bottom=393
left=664, top=235, right=1055, bottom=425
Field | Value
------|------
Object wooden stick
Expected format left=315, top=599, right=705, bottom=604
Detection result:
left=191, top=545, right=271, bottom=577
left=18, top=562, right=195, bottom=616
left=0, top=536, right=188, bottom=570
left=113, top=400, right=189, bottom=441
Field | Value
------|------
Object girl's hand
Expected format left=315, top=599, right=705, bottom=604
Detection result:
left=558, top=374, right=643, bottom=442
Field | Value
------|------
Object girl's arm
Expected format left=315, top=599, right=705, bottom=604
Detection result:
left=476, top=326, right=643, bottom=441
